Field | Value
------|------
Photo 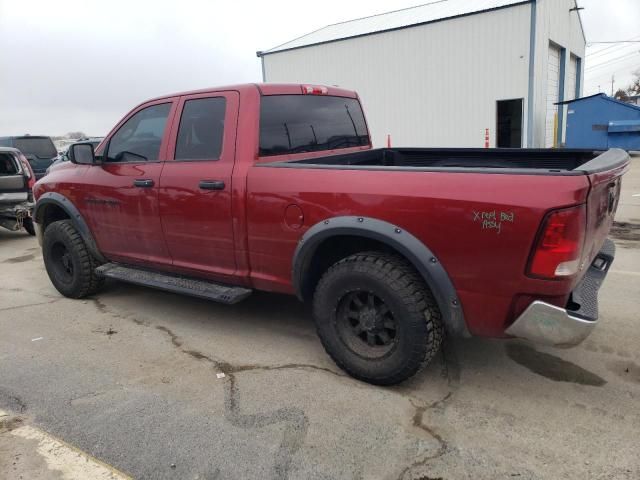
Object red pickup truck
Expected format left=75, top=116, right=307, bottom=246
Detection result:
left=33, top=84, right=628, bottom=385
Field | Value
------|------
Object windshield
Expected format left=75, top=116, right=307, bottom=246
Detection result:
left=14, top=137, right=57, bottom=158
left=259, top=95, right=369, bottom=156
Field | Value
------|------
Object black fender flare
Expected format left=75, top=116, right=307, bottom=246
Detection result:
left=33, top=192, right=106, bottom=263
left=292, top=216, right=469, bottom=337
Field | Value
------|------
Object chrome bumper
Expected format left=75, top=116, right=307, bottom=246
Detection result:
left=506, top=239, right=615, bottom=348
left=505, top=301, right=598, bottom=348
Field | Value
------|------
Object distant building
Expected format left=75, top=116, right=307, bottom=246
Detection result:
left=258, top=0, right=586, bottom=148
left=562, top=93, right=640, bottom=151
left=628, top=95, right=640, bottom=107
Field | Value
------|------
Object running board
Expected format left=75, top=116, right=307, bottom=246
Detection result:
left=95, top=263, right=252, bottom=304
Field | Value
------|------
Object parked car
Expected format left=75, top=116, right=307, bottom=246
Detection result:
left=0, top=147, right=36, bottom=235
left=32, top=84, right=629, bottom=385
left=0, top=135, right=58, bottom=180
left=46, top=137, right=104, bottom=175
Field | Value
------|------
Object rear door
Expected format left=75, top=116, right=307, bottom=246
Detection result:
left=81, top=99, right=177, bottom=266
left=158, top=91, right=239, bottom=279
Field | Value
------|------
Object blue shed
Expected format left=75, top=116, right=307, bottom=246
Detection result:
left=561, top=93, right=640, bottom=151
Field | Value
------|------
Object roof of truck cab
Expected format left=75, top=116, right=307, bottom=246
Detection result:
left=143, top=83, right=358, bottom=104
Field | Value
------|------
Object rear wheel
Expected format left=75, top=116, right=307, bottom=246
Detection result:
left=23, top=218, right=35, bottom=236
left=43, top=220, right=104, bottom=298
left=312, top=252, right=443, bottom=385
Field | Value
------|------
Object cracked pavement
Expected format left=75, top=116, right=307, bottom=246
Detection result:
left=1, top=158, right=640, bottom=479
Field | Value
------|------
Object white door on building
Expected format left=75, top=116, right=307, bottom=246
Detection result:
left=567, top=55, right=578, bottom=100
left=562, top=55, right=579, bottom=143
left=545, top=44, right=561, bottom=147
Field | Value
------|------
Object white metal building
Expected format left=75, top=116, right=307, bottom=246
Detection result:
left=258, top=0, right=586, bottom=148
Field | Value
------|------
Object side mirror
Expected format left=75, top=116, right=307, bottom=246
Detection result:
left=70, top=143, right=97, bottom=165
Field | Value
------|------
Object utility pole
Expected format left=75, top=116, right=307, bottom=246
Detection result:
left=611, top=75, right=615, bottom=96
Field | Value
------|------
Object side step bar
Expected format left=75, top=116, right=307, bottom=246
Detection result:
left=95, top=263, right=252, bottom=305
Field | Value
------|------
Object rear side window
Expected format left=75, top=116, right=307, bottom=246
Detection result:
left=175, top=97, right=226, bottom=160
left=14, top=137, right=57, bottom=158
left=106, top=103, right=171, bottom=162
left=0, top=153, right=19, bottom=175
left=259, top=95, right=369, bottom=156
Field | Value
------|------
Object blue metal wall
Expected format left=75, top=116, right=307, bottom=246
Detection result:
left=563, top=93, right=640, bottom=150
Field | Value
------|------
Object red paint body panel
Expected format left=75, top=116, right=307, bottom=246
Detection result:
left=245, top=167, right=591, bottom=336
left=33, top=83, right=627, bottom=339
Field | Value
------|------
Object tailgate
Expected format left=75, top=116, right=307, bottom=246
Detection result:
left=0, top=152, right=28, bottom=199
left=580, top=149, right=630, bottom=266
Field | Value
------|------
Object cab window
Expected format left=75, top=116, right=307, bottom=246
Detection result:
left=106, top=103, right=171, bottom=162
left=175, top=97, right=226, bottom=161
left=259, top=95, right=369, bottom=156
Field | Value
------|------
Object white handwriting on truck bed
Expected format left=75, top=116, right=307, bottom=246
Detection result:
left=472, top=210, right=515, bottom=234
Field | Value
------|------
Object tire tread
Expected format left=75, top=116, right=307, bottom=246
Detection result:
left=43, top=220, right=104, bottom=298
left=313, top=251, right=443, bottom=385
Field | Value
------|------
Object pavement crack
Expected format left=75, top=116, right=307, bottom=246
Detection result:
left=0, top=298, right=61, bottom=313
left=0, top=390, right=27, bottom=414
left=1, top=253, right=36, bottom=264
left=395, top=396, right=450, bottom=480
left=396, top=339, right=460, bottom=480
left=151, top=326, right=313, bottom=480
left=155, top=326, right=182, bottom=348
left=90, top=297, right=455, bottom=480
left=224, top=373, right=309, bottom=480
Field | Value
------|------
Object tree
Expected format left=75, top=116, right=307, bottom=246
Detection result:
left=66, top=131, right=87, bottom=139
left=627, top=69, right=640, bottom=96
left=614, top=89, right=630, bottom=102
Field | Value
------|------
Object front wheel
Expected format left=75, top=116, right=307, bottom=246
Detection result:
left=312, top=252, right=443, bottom=385
left=42, top=220, right=104, bottom=298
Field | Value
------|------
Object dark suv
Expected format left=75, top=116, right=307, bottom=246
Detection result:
left=0, top=136, right=58, bottom=180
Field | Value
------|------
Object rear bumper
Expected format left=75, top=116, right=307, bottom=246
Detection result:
left=505, top=239, right=615, bottom=348
left=0, top=192, right=29, bottom=203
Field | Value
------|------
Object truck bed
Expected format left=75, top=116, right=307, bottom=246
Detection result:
left=265, top=148, right=626, bottom=175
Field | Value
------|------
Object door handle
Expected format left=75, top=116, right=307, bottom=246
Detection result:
left=199, top=180, right=225, bottom=191
left=133, top=179, right=154, bottom=188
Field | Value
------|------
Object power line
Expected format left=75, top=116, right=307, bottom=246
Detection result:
left=586, top=51, right=639, bottom=72
left=587, top=51, right=638, bottom=70
left=586, top=65, right=639, bottom=84
left=587, top=40, right=640, bottom=45
left=587, top=35, right=640, bottom=56
left=587, top=43, right=638, bottom=60
left=586, top=66, right=638, bottom=82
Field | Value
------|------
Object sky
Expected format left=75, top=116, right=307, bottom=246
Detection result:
left=0, top=0, right=638, bottom=136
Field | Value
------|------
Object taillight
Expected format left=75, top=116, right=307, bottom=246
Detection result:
left=18, top=154, right=35, bottom=189
left=528, top=205, right=586, bottom=279
left=301, top=85, right=328, bottom=95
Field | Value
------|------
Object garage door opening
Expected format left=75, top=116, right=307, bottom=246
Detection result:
left=496, top=99, right=523, bottom=148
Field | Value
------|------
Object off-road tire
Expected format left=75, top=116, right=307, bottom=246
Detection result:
left=313, top=252, right=444, bottom=385
left=43, top=220, right=104, bottom=298
left=23, top=218, right=36, bottom=236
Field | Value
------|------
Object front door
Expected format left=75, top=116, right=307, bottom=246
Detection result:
left=81, top=100, right=177, bottom=266
left=158, top=91, right=239, bottom=279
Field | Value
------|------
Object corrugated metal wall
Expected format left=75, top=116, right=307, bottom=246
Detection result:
left=263, top=4, right=531, bottom=148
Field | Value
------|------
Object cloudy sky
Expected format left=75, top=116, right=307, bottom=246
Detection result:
left=0, top=0, right=638, bottom=136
